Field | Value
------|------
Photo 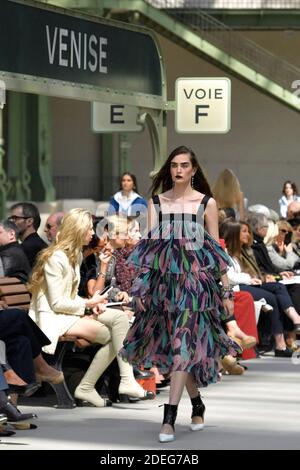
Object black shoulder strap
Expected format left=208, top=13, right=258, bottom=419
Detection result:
left=201, top=195, right=211, bottom=212
left=152, top=195, right=161, bottom=214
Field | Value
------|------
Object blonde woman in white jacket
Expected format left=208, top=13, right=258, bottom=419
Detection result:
left=29, top=208, right=151, bottom=407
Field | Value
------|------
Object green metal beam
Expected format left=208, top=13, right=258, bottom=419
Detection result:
left=194, top=10, right=300, bottom=30
left=0, top=108, right=11, bottom=218
left=7, top=92, right=31, bottom=201
left=40, top=0, right=300, bottom=112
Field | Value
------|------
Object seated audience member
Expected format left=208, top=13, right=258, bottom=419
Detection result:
left=29, top=209, right=153, bottom=407
left=290, top=218, right=300, bottom=260
left=279, top=181, right=300, bottom=219
left=247, top=211, right=300, bottom=313
left=287, top=201, right=300, bottom=221
left=220, top=220, right=300, bottom=356
left=0, top=219, right=31, bottom=283
left=44, top=212, right=64, bottom=244
left=232, top=291, right=258, bottom=360
left=0, top=306, right=61, bottom=388
left=8, top=202, right=47, bottom=269
left=266, top=220, right=300, bottom=272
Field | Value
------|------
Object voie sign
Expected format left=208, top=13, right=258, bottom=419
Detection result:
left=175, top=78, right=231, bottom=133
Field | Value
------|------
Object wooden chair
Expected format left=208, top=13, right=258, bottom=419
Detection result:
left=0, top=276, right=76, bottom=409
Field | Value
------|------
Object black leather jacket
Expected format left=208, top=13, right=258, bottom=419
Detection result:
left=0, top=242, right=31, bottom=283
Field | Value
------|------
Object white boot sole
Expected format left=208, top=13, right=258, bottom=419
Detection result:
left=159, top=433, right=175, bottom=443
left=190, top=423, right=204, bottom=431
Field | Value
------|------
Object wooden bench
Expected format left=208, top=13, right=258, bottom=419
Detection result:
left=0, top=277, right=31, bottom=310
left=0, top=276, right=76, bottom=409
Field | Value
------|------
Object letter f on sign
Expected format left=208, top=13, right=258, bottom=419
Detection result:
left=195, top=104, right=209, bottom=124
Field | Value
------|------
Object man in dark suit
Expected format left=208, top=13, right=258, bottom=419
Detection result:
left=0, top=219, right=31, bottom=283
left=8, top=202, right=47, bottom=269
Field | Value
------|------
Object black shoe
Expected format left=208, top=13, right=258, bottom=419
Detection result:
left=156, top=379, right=171, bottom=389
left=8, top=382, right=41, bottom=397
left=118, top=394, right=140, bottom=403
left=0, top=425, right=15, bottom=437
left=274, top=348, right=293, bottom=358
left=0, top=413, right=7, bottom=425
left=0, top=397, right=37, bottom=422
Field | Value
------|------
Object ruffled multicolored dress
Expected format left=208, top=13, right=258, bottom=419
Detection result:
left=119, top=194, right=240, bottom=387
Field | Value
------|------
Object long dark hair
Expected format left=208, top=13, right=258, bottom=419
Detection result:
left=119, top=172, right=138, bottom=193
left=282, top=180, right=298, bottom=196
left=150, top=146, right=212, bottom=197
left=219, top=220, right=241, bottom=257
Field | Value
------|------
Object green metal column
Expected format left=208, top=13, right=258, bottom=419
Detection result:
left=7, top=92, right=31, bottom=201
left=0, top=107, right=11, bottom=218
left=119, top=133, right=131, bottom=175
left=27, top=95, right=55, bottom=201
left=101, top=134, right=115, bottom=200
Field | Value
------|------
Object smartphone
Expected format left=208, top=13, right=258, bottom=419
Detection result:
left=100, top=285, right=114, bottom=295
left=106, top=301, right=126, bottom=307
left=284, top=232, right=292, bottom=245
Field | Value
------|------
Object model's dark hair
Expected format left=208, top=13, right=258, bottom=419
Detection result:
left=150, top=146, right=212, bottom=197
left=119, top=172, right=138, bottom=193
left=282, top=180, right=298, bottom=196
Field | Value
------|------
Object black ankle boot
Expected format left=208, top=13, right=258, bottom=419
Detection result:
left=0, top=391, right=37, bottom=422
left=190, top=394, right=205, bottom=431
left=158, top=404, right=178, bottom=443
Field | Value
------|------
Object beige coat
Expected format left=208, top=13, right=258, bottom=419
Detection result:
left=29, top=250, right=86, bottom=354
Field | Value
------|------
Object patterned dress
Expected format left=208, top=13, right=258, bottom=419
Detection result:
left=119, top=194, right=240, bottom=387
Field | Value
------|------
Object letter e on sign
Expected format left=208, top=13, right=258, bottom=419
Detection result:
left=175, top=77, right=231, bottom=133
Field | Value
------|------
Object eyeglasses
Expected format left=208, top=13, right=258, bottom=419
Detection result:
left=8, top=215, right=30, bottom=221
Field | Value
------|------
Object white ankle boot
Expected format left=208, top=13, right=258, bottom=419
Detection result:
left=118, top=380, right=147, bottom=398
left=74, top=385, right=108, bottom=407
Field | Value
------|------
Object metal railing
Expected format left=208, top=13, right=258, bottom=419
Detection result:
left=145, top=0, right=300, bottom=91
left=146, top=0, right=300, bottom=9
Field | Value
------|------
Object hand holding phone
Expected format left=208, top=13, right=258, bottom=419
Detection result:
left=284, top=231, right=293, bottom=246
left=100, top=285, right=114, bottom=295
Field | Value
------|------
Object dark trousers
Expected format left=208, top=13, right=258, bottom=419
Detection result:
left=0, top=369, right=8, bottom=392
left=239, top=284, right=285, bottom=335
left=0, top=308, right=50, bottom=383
